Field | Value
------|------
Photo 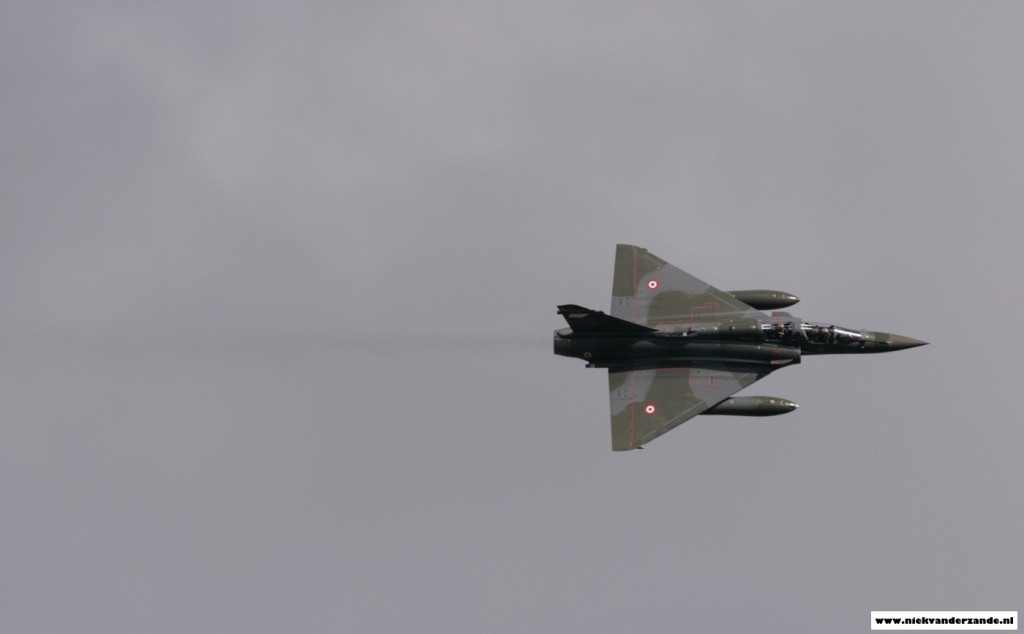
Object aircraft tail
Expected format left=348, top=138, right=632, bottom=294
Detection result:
left=557, top=304, right=657, bottom=335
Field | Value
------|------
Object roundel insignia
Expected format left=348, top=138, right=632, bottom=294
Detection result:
left=647, top=280, right=659, bottom=290
left=644, top=404, right=656, bottom=415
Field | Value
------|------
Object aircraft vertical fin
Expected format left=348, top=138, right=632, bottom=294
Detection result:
left=557, top=304, right=656, bottom=334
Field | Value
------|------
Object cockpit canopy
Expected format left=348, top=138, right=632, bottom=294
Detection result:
left=800, top=322, right=864, bottom=344
left=762, top=321, right=864, bottom=345
left=762, top=321, right=798, bottom=341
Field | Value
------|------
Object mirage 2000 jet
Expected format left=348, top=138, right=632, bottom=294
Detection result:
left=553, top=244, right=927, bottom=451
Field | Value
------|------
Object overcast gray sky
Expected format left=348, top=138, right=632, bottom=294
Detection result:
left=3, top=2, right=1022, bottom=633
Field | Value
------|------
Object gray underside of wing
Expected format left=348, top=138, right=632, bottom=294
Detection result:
left=608, top=366, right=768, bottom=450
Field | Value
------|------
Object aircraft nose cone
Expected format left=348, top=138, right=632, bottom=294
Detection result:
left=863, top=331, right=928, bottom=352
left=888, top=334, right=928, bottom=350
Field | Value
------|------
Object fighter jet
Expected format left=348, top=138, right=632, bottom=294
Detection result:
left=553, top=244, right=927, bottom=451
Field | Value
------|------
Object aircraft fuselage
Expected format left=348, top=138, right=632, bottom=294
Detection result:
left=553, top=316, right=926, bottom=369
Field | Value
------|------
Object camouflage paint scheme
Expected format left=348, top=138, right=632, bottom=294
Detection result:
left=554, top=244, right=927, bottom=451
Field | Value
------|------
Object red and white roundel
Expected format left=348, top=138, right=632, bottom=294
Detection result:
left=644, top=404, right=656, bottom=415
left=647, top=280, right=659, bottom=290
